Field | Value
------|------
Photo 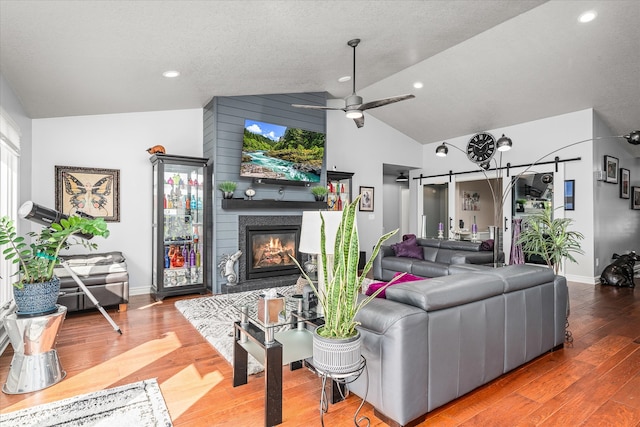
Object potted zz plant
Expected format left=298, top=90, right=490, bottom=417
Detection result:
left=0, top=214, right=110, bottom=316
left=291, top=195, right=397, bottom=374
left=310, top=185, right=328, bottom=201
left=218, top=181, right=237, bottom=199
left=517, top=204, right=584, bottom=275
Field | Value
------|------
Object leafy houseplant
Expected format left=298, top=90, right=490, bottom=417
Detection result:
left=218, top=181, right=237, bottom=199
left=310, top=185, right=328, bottom=201
left=516, top=204, right=584, bottom=274
left=0, top=215, right=110, bottom=315
left=292, top=195, right=397, bottom=373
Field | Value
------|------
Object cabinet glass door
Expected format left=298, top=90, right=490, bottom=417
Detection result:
left=151, top=154, right=209, bottom=300
left=161, top=164, right=204, bottom=287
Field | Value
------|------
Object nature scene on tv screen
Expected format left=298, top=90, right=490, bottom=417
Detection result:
left=241, top=119, right=324, bottom=182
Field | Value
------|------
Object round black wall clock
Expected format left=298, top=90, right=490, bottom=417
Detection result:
left=466, top=132, right=497, bottom=164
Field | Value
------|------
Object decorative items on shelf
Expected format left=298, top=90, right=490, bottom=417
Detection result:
left=218, top=181, right=237, bottom=199
left=437, top=222, right=444, bottom=239
left=326, top=171, right=354, bottom=211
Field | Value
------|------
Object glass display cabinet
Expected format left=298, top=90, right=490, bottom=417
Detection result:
left=326, top=171, right=354, bottom=211
left=150, top=154, right=209, bottom=300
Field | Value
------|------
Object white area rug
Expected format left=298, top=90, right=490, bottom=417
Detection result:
left=175, top=286, right=298, bottom=375
left=0, top=379, right=172, bottom=426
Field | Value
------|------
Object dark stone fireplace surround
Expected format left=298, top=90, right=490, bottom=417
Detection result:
left=222, top=215, right=303, bottom=293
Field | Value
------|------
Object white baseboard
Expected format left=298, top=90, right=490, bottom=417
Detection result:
left=563, top=274, right=597, bottom=285
left=129, top=286, right=152, bottom=296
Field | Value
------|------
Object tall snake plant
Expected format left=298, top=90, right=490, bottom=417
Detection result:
left=292, top=195, right=397, bottom=338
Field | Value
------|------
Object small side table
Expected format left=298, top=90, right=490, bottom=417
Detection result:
left=2, top=305, right=67, bottom=394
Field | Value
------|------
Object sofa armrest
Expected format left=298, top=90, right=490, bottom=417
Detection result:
left=351, top=296, right=430, bottom=426
left=373, top=245, right=395, bottom=280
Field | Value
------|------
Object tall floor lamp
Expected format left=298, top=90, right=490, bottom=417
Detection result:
left=298, top=210, right=344, bottom=315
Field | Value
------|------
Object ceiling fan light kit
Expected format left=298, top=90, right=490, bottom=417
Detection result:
left=292, top=38, right=415, bottom=128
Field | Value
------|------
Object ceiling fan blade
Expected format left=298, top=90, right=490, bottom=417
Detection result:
left=360, top=94, right=415, bottom=111
left=353, top=115, right=364, bottom=128
left=291, top=104, right=344, bottom=111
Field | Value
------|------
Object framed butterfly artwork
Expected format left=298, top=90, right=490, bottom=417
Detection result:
left=55, top=165, right=120, bottom=222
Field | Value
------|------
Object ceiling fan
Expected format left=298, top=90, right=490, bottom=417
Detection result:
left=292, top=38, right=415, bottom=128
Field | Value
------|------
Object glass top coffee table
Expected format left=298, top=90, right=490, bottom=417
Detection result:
left=232, top=293, right=322, bottom=426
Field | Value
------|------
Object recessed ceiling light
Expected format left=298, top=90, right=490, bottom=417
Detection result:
left=413, top=81, right=424, bottom=89
left=578, top=10, right=597, bottom=23
left=162, top=70, right=181, bottom=78
left=338, top=75, right=351, bottom=83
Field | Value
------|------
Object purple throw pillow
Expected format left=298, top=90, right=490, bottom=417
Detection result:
left=365, top=272, right=426, bottom=298
left=391, top=235, right=424, bottom=260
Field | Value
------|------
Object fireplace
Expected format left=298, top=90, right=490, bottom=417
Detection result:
left=233, top=215, right=303, bottom=293
left=245, top=225, right=300, bottom=279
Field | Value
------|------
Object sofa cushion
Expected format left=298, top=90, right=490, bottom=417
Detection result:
left=391, top=235, right=423, bottom=260
left=422, top=246, right=439, bottom=262
left=439, top=240, right=482, bottom=252
left=59, top=251, right=126, bottom=266
left=410, top=261, right=450, bottom=278
left=386, top=273, right=504, bottom=312
left=366, top=272, right=426, bottom=298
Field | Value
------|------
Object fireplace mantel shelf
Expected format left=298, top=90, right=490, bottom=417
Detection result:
left=222, top=199, right=327, bottom=210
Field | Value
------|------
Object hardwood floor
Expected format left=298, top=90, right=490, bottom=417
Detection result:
left=1, top=279, right=639, bottom=426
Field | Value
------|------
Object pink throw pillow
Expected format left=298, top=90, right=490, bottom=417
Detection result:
left=365, top=272, right=426, bottom=298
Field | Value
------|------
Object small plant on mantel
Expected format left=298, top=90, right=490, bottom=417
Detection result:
left=217, top=181, right=237, bottom=199
left=310, top=185, right=328, bottom=201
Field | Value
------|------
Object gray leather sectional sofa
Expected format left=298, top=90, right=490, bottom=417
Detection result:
left=350, top=264, right=567, bottom=426
left=374, top=238, right=502, bottom=281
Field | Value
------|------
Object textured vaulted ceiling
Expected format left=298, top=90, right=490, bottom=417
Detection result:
left=1, top=1, right=638, bottom=156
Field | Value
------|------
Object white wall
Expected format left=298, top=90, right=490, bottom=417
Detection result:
left=593, top=113, right=640, bottom=275
left=32, top=109, right=203, bottom=294
left=326, top=108, right=422, bottom=258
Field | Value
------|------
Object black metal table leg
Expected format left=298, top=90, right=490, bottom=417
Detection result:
left=265, top=343, right=283, bottom=426
left=233, top=322, right=248, bottom=387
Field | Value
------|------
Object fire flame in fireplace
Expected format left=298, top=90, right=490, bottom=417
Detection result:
left=252, top=233, right=295, bottom=268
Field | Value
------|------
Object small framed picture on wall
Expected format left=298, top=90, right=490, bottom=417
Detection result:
left=620, top=168, right=630, bottom=199
left=633, top=186, right=640, bottom=210
left=358, top=186, right=374, bottom=212
left=604, top=155, right=619, bottom=184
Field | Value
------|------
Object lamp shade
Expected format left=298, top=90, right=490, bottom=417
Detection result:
left=435, top=143, right=448, bottom=157
left=496, top=134, right=513, bottom=151
left=299, top=210, right=345, bottom=255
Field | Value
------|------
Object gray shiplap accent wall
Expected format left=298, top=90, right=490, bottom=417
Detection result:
left=203, top=93, right=326, bottom=293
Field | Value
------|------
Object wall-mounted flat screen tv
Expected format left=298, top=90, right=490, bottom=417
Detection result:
left=241, top=119, right=325, bottom=184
